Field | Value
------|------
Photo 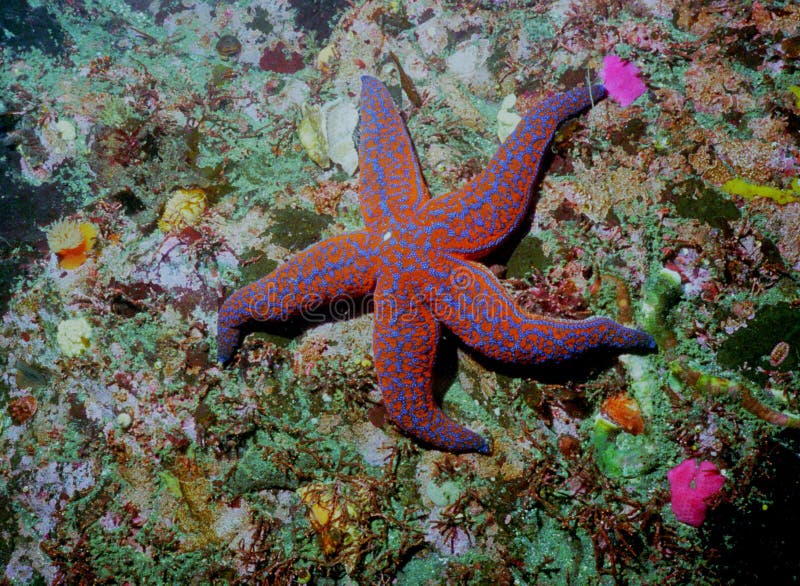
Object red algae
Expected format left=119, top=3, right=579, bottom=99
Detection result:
left=259, top=42, right=304, bottom=73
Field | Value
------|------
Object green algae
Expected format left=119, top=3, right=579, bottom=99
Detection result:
left=505, top=235, right=551, bottom=278
left=396, top=554, right=446, bottom=585
left=239, top=251, right=279, bottom=285
left=265, top=207, right=333, bottom=251
left=226, top=429, right=314, bottom=493
left=593, top=421, right=658, bottom=479
left=425, top=480, right=463, bottom=507
left=510, top=509, right=595, bottom=584
left=674, top=179, right=741, bottom=230
left=641, top=266, right=683, bottom=347
left=717, top=302, right=800, bottom=381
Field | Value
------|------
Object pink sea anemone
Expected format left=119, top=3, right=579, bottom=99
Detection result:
left=600, top=54, right=647, bottom=107
left=667, top=458, right=725, bottom=527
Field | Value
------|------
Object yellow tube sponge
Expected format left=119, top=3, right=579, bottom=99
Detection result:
left=56, top=317, right=93, bottom=357
left=721, top=177, right=800, bottom=205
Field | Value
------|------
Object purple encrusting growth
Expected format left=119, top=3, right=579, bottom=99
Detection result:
left=218, top=76, right=656, bottom=454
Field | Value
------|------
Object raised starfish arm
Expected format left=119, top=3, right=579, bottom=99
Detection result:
left=373, top=283, right=491, bottom=454
left=217, top=232, right=377, bottom=364
left=431, top=257, right=656, bottom=365
left=358, top=76, right=431, bottom=229
left=423, top=84, right=608, bottom=258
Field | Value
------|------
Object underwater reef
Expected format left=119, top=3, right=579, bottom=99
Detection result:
left=1, top=0, right=800, bottom=584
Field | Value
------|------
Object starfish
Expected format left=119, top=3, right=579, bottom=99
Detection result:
left=218, top=75, right=656, bottom=454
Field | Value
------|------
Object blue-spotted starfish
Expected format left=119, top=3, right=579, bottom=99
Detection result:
left=218, top=75, right=656, bottom=454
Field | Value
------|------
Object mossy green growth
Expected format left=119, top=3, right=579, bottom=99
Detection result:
left=510, top=509, right=595, bottom=583
left=84, top=532, right=225, bottom=583
left=97, top=97, right=138, bottom=128
left=239, top=250, right=278, bottom=285
left=265, top=207, right=332, bottom=251
left=506, top=235, right=551, bottom=278
left=426, top=480, right=463, bottom=507
left=396, top=553, right=446, bottom=585
left=674, top=179, right=740, bottom=230
left=226, top=429, right=316, bottom=494
left=717, top=302, right=800, bottom=383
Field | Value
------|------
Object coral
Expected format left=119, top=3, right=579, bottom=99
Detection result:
left=55, top=317, right=92, bottom=357
left=45, top=219, right=98, bottom=269
left=667, top=459, right=725, bottom=527
left=158, top=188, right=208, bottom=233
left=600, top=55, right=647, bottom=107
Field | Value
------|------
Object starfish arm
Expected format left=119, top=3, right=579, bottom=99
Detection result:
left=422, top=84, right=608, bottom=258
left=217, top=231, right=377, bottom=364
left=358, top=76, right=431, bottom=229
left=431, top=257, right=656, bottom=365
left=373, top=282, right=490, bottom=454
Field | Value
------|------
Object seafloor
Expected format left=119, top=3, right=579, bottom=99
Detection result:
left=1, top=0, right=799, bottom=584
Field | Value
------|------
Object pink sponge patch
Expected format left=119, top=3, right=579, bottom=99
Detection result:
left=667, top=459, right=725, bottom=527
left=600, top=54, right=646, bottom=107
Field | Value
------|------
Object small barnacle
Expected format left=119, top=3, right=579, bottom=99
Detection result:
left=215, top=35, right=242, bottom=60
left=158, top=188, right=207, bottom=233
left=116, top=412, right=133, bottom=430
left=769, top=341, right=790, bottom=368
left=45, top=218, right=99, bottom=269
